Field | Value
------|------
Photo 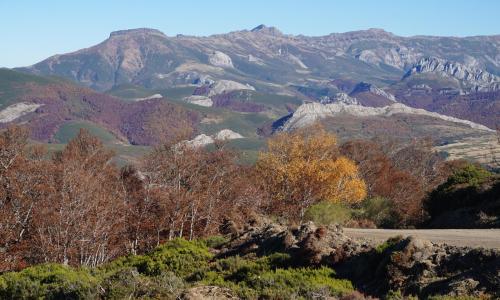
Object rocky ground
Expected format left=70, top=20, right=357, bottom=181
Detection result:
left=216, top=221, right=500, bottom=299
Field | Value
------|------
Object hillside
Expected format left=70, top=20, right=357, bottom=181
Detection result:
left=0, top=69, right=205, bottom=163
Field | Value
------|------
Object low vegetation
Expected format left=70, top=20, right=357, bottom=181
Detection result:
left=0, top=239, right=355, bottom=299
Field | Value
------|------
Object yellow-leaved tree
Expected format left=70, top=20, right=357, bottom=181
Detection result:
left=256, top=124, right=366, bottom=220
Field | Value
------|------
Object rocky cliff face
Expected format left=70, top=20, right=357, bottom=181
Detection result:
left=404, top=57, right=500, bottom=92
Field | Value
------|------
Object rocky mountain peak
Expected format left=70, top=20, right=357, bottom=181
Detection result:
left=327, top=28, right=395, bottom=41
left=351, top=82, right=397, bottom=102
left=404, top=57, right=500, bottom=92
left=109, top=28, right=167, bottom=38
left=250, top=24, right=283, bottom=36
left=321, top=92, right=359, bottom=105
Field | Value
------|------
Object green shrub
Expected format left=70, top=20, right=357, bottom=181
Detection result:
left=104, top=238, right=212, bottom=279
left=208, top=253, right=291, bottom=282
left=247, top=267, right=353, bottom=299
left=445, top=164, right=491, bottom=187
left=385, top=289, right=418, bottom=300
left=0, top=264, right=98, bottom=299
left=375, top=236, right=403, bottom=254
left=427, top=295, right=491, bottom=300
left=359, top=197, right=397, bottom=228
left=100, top=268, right=184, bottom=299
left=0, top=239, right=356, bottom=300
left=304, top=202, right=352, bottom=225
left=203, top=235, right=230, bottom=248
left=425, top=164, right=496, bottom=218
left=202, top=253, right=352, bottom=299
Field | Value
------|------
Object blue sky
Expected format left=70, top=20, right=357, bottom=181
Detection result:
left=1, top=0, right=499, bottom=68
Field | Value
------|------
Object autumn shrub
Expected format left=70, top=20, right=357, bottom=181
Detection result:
left=340, top=139, right=451, bottom=228
left=256, top=124, right=366, bottom=221
left=304, top=202, right=352, bottom=226
left=0, top=264, right=98, bottom=299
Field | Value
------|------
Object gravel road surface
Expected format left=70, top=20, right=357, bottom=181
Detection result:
left=343, top=228, right=500, bottom=249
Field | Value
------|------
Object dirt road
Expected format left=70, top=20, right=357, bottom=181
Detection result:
left=343, top=228, right=500, bottom=249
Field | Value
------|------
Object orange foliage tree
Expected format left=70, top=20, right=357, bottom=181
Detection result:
left=256, top=124, right=366, bottom=220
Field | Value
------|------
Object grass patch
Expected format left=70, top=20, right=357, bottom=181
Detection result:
left=54, top=121, right=119, bottom=144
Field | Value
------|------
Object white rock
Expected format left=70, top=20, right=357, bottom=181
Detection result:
left=214, top=129, right=244, bottom=140
left=133, top=94, right=162, bottom=101
left=185, top=134, right=214, bottom=148
left=248, top=54, right=265, bottom=65
left=208, top=51, right=233, bottom=68
left=0, top=102, right=42, bottom=123
left=283, top=102, right=493, bottom=132
left=207, top=80, right=255, bottom=96
left=183, top=95, right=213, bottom=107
left=356, top=47, right=419, bottom=69
left=287, top=53, right=308, bottom=69
left=182, top=129, right=244, bottom=148
left=370, top=86, right=396, bottom=101
left=321, top=93, right=359, bottom=105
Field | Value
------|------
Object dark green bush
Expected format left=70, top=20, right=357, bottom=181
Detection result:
left=359, top=197, right=398, bottom=228
left=425, top=164, right=496, bottom=218
left=375, top=236, right=403, bottom=254
left=444, top=164, right=491, bottom=187
left=203, top=235, right=230, bottom=248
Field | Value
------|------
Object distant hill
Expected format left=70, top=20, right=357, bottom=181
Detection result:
left=0, top=68, right=199, bottom=146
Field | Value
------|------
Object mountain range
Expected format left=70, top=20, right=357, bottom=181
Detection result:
left=2, top=25, right=499, bottom=165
